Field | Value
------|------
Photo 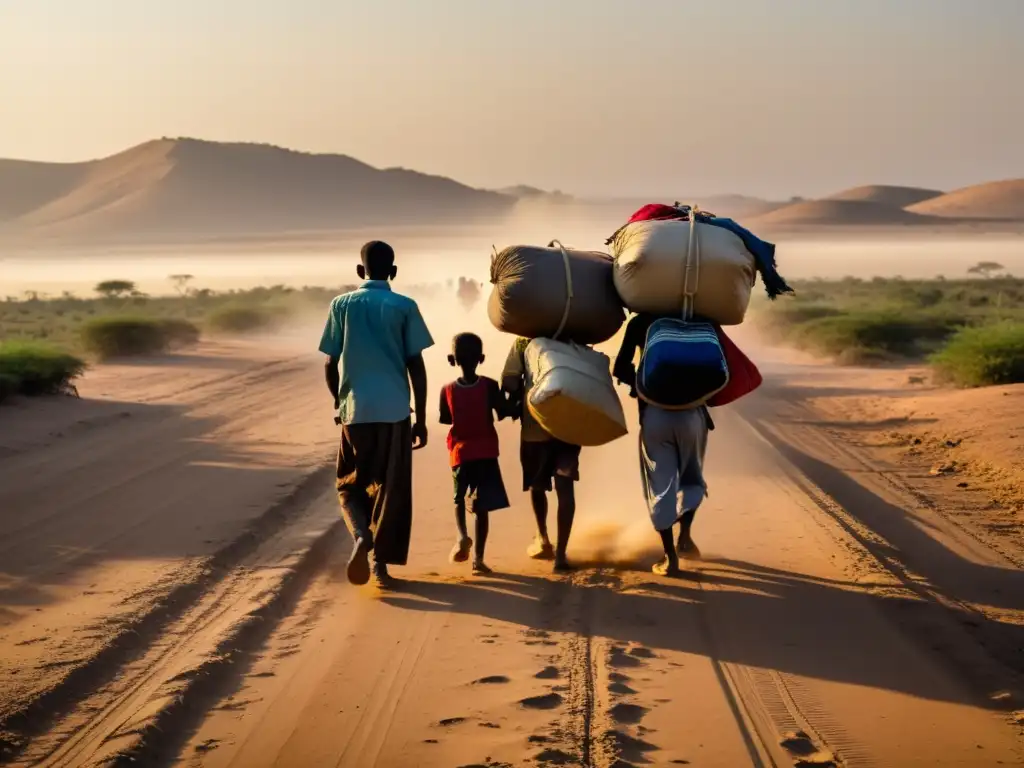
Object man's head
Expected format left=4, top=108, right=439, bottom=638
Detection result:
left=357, top=240, right=397, bottom=281
left=448, top=332, right=484, bottom=370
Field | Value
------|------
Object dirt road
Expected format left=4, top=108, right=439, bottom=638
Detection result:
left=2, top=335, right=1023, bottom=767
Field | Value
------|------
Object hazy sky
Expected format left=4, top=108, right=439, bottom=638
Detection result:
left=2, top=0, right=1022, bottom=198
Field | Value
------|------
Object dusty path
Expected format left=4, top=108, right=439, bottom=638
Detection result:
left=0, top=339, right=337, bottom=761
left=2, top=337, right=1023, bottom=767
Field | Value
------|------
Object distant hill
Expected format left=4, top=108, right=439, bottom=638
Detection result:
left=750, top=199, right=937, bottom=227
left=0, top=138, right=514, bottom=241
left=826, top=185, right=944, bottom=208
left=497, top=185, right=574, bottom=204
left=906, top=179, right=1024, bottom=220
left=0, top=158, right=91, bottom=221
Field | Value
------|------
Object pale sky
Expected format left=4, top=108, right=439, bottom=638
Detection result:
left=1, top=0, right=1022, bottom=198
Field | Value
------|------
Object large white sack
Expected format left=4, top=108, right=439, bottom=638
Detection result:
left=611, top=219, right=756, bottom=325
left=524, top=338, right=628, bottom=447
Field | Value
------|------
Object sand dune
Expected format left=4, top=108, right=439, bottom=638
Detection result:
left=750, top=198, right=936, bottom=227
left=3, top=138, right=514, bottom=238
left=0, top=158, right=91, bottom=222
left=906, top=178, right=1024, bottom=220
left=826, top=184, right=944, bottom=208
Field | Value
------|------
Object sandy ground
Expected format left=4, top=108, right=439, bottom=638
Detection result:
left=2, top=320, right=1023, bottom=767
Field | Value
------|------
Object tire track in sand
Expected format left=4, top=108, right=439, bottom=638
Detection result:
left=0, top=464, right=335, bottom=765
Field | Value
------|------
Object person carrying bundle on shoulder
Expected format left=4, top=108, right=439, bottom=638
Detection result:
left=502, top=336, right=581, bottom=573
left=613, top=312, right=716, bottom=577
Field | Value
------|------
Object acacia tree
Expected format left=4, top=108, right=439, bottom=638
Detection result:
left=169, top=274, right=195, bottom=296
left=967, top=261, right=1005, bottom=278
left=95, top=280, right=137, bottom=299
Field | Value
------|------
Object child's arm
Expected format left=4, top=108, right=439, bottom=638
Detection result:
left=488, top=378, right=514, bottom=421
left=500, top=338, right=526, bottom=396
left=439, top=386, right=453, bottom=425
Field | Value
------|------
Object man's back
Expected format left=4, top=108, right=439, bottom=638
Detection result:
left=319, top=281, right=433, bottom=425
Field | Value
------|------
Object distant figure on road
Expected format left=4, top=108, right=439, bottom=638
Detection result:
left=319, top=240, right=434, bottom=588
left=457, top=277, right=481, bottom=313
left=614, top=312, right=712, bottom=577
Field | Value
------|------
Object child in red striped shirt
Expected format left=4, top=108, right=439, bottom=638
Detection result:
left=439, top=333, right=513, bottom=574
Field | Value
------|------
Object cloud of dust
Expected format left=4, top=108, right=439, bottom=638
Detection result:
left=567, top=516, right=663, bottom=569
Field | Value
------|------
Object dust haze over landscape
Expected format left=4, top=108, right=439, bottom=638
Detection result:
left=2, top=136, right=1024, bottom=297
left=3, top=2, right=1024, bottom=767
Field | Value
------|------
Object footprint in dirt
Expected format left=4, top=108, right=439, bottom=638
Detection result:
left=193, top=739, right=220, bottom=754
left=533, top=748, right=578, bottom=765
left=608, top=671, right=637, bottom=695
left=608, top=647, right=643, bottom=669
left=520, top=693, right=564, bottom=710
left=438, top=716, right=470, bottom=727
left=779, top=731, right=837, bottom=767
left=535, top=666, right=560, bottom=679
left=601, top=729, right=659, bottom=765
left=473, top=675, right=510, bottom=685
left=522, top=629, right=558, bottom=646
left=609, top=703, right=648, bottom=725
left=627, top=646, right=657, bottom=659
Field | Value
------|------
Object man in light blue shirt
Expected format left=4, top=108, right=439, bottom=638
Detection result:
left=320, top=241, right=434, bottom=587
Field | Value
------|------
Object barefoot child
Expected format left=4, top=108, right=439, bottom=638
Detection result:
left=439, top=333, right=512, bottom=574
left=613, top=312, right=712, bottom=577
left=502, top=336, right=582, bottom=573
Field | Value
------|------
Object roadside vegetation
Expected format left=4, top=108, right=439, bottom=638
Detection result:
left=759, top=266, right=1024, bottom=386
left=2, top=282, right=358, bottom=354
left=0, top=341, right=86, bottom=403
left=0, top=276, right=465, bottom=401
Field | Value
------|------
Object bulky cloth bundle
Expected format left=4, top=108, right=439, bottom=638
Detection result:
left=487, top=241, right=625, bottom=345
left=524, top=338, right=628, bottom=446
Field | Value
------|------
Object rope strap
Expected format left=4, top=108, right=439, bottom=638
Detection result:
left=548, top=239, right=574, bottom=341
left=681, top=204, right=701, bottom=322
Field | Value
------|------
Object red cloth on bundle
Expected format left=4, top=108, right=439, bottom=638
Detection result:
left=623, top=203, right=764, bottom=407
left=626, top=203, right=690, bottom=224
left=708, top=327, right=762, bottom=407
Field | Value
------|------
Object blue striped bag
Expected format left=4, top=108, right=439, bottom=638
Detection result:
left=636, top=318, right=730, bottom=409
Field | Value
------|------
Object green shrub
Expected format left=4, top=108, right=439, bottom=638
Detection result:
left=930, top=322, right=1024, bottom=387
left=792, top=311, right=965, bottom=362
left=759, top=303, right=843, bottom=338
left=205, top=305, right=285, bottom=334
left=80, top=316, right=199, bottom=360
left=158, top=318, right=202, bottom=346
left=0, top=341, right=86, bottom=398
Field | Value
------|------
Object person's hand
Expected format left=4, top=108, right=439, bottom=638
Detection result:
left=411, top=421, right=428, bottom=450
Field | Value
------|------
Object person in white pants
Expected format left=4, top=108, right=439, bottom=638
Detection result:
left=613, top=312, right=713, bottom=577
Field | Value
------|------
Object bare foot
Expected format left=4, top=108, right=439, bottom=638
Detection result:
left=346, top=537, right=370, bottom=586
left=527, top=538, right=555, bottom=561
left=652, top=557, right=682, bottom=577
left=472, top=560, right=493, bottom=575
left=372, top=562, right=398, bottom=589
left=553, top=557, right=575, bottom=573
left=677, top=536, right=702, bottom=561
left=450, top=536, right=473, bottom=563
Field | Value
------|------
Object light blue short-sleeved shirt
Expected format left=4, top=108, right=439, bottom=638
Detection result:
left=319, top=281, right=434, bottom=425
